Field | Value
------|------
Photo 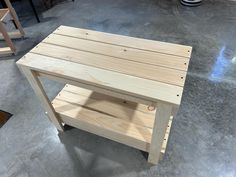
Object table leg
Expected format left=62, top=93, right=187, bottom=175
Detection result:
left=9, top=8, right=25, bottom=36
left=20, top=66, right=64, bottom=131
left=148, top=102, right=172, bottom=164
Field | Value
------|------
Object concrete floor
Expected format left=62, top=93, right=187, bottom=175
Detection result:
left=0, top=0, right=236, bottom=176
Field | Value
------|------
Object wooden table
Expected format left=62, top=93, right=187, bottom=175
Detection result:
left=17, top=25, right=192, bottom=164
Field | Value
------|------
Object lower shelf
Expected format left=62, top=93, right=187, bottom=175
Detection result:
left=52, top=84, right=173, bottom=154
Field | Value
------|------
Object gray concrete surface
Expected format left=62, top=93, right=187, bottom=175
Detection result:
left=0, top=0, right=236, bottom=176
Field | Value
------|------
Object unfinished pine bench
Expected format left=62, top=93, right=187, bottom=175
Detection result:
left=16, top=25, right=192, bottom=164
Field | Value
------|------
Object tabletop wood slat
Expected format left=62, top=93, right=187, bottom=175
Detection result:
left=31, top=43, right=187, bottom=86
left=17, top=26, right=192, bottom=105
left=54, top=25, right=192, bottom=58
left=42, top=34, right=189, bottom=71
left=17, top=52, right=183, bottom=105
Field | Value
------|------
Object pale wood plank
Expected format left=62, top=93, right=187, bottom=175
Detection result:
left=16, top=26, right=191, bottom=165
left=159, top=107, right=178, bottom=158
left=52, top=85, right=172, bottom=153
left=17, top=53, right=183, bottom=105
left=148, top=103, right=172, bottom=164
left=60, top=113, right=151, bottom=152
left=160, top=116, right=173, bottom=154
left=54, top=25, right=192, bottom=58
left=18, top=66, right=64, bottom=131
left=55, top=84, right=155, bottom=128
left=52, top=96, right=153, bottom=152
left=63, top=84, right=154, bottom=114
left=31, top=43, right=187, bottom=86
left=40, top=37, right=189, bottom=71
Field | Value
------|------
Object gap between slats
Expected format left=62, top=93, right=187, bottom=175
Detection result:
left=45, top=33, right=190, bottom=72
left=54, top=25, right=192, bottom=58
left=39, top=41, right=189, bottom=72
left=31, top=42, right=187, bottom=87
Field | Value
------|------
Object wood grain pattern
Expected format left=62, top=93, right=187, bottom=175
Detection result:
left=38, top=72, right=155, bottom=106
left=58, top=84, right=156, bottom=128
left=32, top=42, right=187, bottom=86
left=19, top=66, right=64, bottom=131
left=52, top=85, right=173, bottom=153
left=148, top=102, right=172, bottom=164
left=54, top=25, right=192, bottom=58
left=17, top=53, right=183, bottom=105
left=41, top=35, right=189, bottom=71
left=52, top=85, right=154, bottom=151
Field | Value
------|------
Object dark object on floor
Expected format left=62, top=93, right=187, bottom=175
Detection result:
left=181, top=0, right=202, bottom=6
left=0, top=110, right=12, bottom=128
left=42, top=0, right=74, bottom=9
left=28, top=0, right=40, bottom=22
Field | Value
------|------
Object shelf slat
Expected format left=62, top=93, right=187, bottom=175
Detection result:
left=52, top=85, right=173, bottom=153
